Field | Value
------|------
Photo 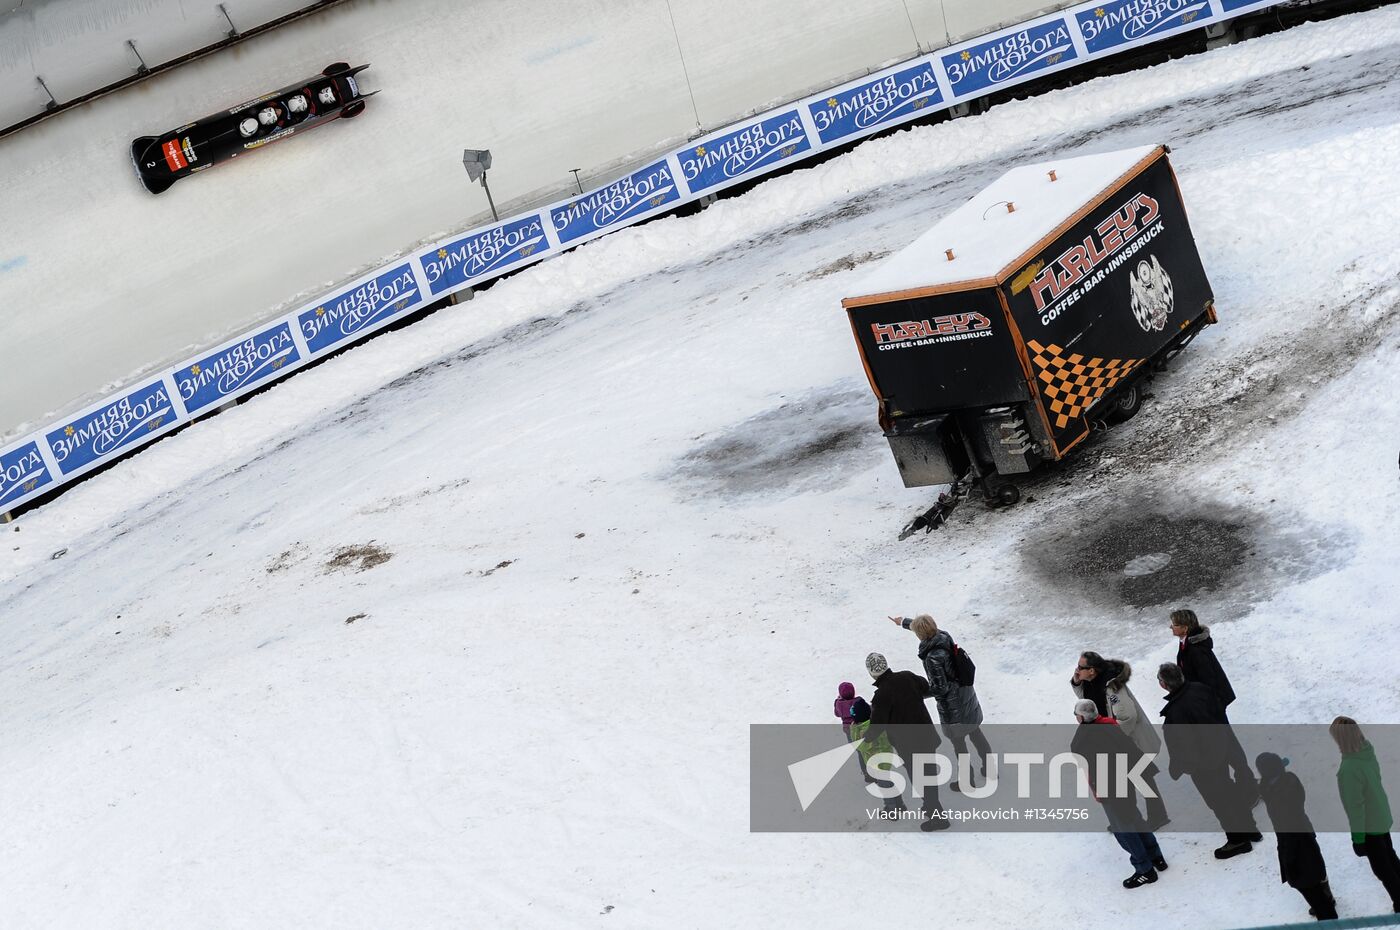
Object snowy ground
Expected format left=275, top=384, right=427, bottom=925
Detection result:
left=3, top=6, right=1400, bottom=928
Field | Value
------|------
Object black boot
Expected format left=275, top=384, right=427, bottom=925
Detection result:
left=1123, top=870, right=1157, bottom=889
left=1214, top=839, right=1253, bottom=860
left=1304, top=880, right=1337, bottom=920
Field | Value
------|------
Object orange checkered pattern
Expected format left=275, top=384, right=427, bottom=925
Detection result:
left=1026, top=340, right=1144, bottom=429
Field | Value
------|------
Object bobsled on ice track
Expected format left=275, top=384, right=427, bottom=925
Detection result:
left=131, top=62, right=373, bottom=194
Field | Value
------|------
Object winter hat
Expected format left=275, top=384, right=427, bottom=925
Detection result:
left=865, top=653, right=889, bottom=679
left=838, top=681, right=855, bottom=700
left=1074, top=699, right=1100, bottom=722
left=849, top=697, right=871, bottom=724
left=1255, top=752, right=1289, bottom=780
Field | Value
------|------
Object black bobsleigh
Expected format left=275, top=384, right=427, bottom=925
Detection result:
left=131, top=62, right=373, bottom=194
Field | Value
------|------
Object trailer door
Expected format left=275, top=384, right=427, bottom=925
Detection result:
left=846, top=288, right=1026, bottom=418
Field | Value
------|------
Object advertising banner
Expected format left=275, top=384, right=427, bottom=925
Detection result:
left=45, top=378, right=178, bottom=476
left=808, top=62, right=945, bottom=146
left=550, top=159, right=682, bottom=245
left=941, top=16, right=1079, bottom=99
left=0, top=439, right=53, bottom=510
left=1075, top=0, right=1216, bottom=55
left=298, top=262, right=424, bottom=356
left=177, top=321, right=302, bottom=415
left=418, top=214, right=551, bottom=296
left=1218, top=0, right=1273, bottom=11
left=676, top=109, right=812, bottom=194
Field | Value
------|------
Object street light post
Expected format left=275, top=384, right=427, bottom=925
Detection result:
left=462, top=148, right=498, bottom=222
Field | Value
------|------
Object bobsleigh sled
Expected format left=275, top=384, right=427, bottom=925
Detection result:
left=131, top=62, right=374, bottom=194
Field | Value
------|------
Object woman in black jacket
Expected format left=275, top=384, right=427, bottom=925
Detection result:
left=890, top=613, right=990, bottom=788
left=1256, top=752, right=1337, bottom=921
left=1172, top=608, right=1256, bottom=797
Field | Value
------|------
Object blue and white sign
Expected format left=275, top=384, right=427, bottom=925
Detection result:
left=677, top=109, right=812, bottom=194
left=298, top=262, right=423, bottom=355
left=419, top=214, right=551, bottom=296
left=809, top=63, right=944, bottom=145
left=0, top=440, right=52, bottom=509
left=178, top=321, right=302, bottom=414
left=1075, top=0, right=1215, bottom=54
left=1218, top=0, right=1269, bottom=10
left=941, top=16, right=1079, bottom=98
left=45, top=378, right=176, bottom=476
left=550, top=159, right=681, bottom=244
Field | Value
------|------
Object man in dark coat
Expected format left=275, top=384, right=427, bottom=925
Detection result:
left=1257, top=752, right=1338, bottom=921
left=1171, top=608, right=1256, bottom=797
left=863, top=652, right=948, bottom=831
left=1158, top=663, right=1261, bottom=859
left=1072, top=699, right=1166, bottom=887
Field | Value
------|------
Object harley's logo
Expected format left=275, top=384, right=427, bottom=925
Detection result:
left=873, top=313, right=991, bottom=344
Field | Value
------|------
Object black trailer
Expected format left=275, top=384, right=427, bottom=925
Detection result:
left=842, top=144, right=1215, bottom=506
left=131, top=62, right=373, bottom=194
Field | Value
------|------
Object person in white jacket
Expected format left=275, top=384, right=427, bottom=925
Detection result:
left=1073, top=652, right=1169, bottom=829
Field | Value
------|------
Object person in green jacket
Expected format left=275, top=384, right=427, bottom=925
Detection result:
left=1332, top=716, right=1400, bottom=913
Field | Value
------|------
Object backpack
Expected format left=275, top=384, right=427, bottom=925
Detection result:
left=949, top=642, right=976, bottom=687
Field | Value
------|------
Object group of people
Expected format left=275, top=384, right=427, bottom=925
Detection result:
left=833, top=614, right=991, bottom=832
left=830, top=607, right=1400, bottom=921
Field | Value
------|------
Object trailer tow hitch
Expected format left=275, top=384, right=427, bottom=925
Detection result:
left=898, top=474, right=973, bottom=539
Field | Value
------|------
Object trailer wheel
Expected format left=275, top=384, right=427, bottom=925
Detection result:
left=995, top=484, right=1020, bottom=507
left=1106, top=382, right=1143, bottom=424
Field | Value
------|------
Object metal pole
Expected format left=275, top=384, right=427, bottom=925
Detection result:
left=36, top=75, right=59, bottom=111
left=480, top=173, right=498, bottom=222
left=570, top=168, right=584, bottom=194
left=127, top=39, right=149, bottom=75
left=662, top=0, right=702, bottom=135
left=899, top=0, right=924, bottom=53
left=218, top=3, right=239, bottom=39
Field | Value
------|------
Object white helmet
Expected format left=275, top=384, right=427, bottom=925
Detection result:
left=318, top=86, right=337, bottom=106
left=257, top=106, right=279, bottom=126
left=239, top=117, right=258, bottom=137
left=287, top=94, right=308, bottom=113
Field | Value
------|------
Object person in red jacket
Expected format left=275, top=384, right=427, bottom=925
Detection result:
left=1072, top=699, right=1167, bottom=888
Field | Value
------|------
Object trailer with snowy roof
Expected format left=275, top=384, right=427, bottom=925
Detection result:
left=841, top=144, right=1216, bottom=502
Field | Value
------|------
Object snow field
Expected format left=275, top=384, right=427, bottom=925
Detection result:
left=2, top=6, right=1400, bottom=928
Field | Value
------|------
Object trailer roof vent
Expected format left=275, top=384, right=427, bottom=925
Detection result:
left=981, top=200, right=1016, bottom=220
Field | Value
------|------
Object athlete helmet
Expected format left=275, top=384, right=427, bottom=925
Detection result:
left=318, top=86, right=337, bottom=106
left=239, top=117, right=259, bottom=137
left=287, top=94, right=308, bottom=113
